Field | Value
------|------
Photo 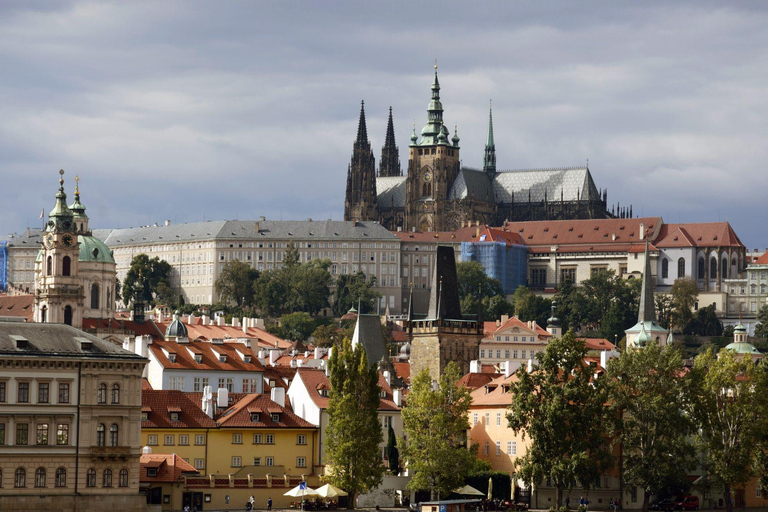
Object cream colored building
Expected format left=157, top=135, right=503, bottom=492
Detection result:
left=0, top=322, right=147, bottom=512
left=479, top=316, right=551, bottom=366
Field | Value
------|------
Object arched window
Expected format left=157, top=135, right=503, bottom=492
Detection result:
left=41, top=306, right=47, bottom=323
left=698, top=257, right=705, bottom=279
left=111, top=384, right=120, bottom=404
left=98, top=383, right=107, bottom=404
left=46, top=256, right=52, bottom=276
left=62, top=256, right=71, bottom=276
left=710, top=258, right=717, bottom=280
left=90, top=283, right=100, bottom=309
left=722, top=258, right=728, bottom=279
left=15, top=468, right=26, bottom=488
left=661, top=259, right=669, bottom=279
left=35, top=467, right=46, bottom=488
left=96, top=424, right=105, bottom=447
left=103, top=469, right=112, bottom=487
left=63, top=305, right=72, bottom=326
left=86, top=469, right=96, bottom=488
left=119, top=468, right=129, bottom=487
left=110, top=424, right=119, bottom=447
left=55, top=468, right=66, bottom=487
left=677, top=258, right=685, bottom=279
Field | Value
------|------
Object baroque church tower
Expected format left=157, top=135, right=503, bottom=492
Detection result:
left=405, top=65, right=461, bottom=232
left=344, top=101, right=378, bottom=223
left=34, top=170, right=85, bottom=328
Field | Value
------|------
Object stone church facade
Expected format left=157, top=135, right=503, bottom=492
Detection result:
left=344, top=66, right=618, bottom=231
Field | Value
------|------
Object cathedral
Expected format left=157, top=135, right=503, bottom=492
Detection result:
left=344, top=66, right=617, bottom=232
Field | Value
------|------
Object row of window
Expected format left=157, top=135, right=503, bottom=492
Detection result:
left=231, top=456, right=305, bottom=468
left=480, top=349, right=539, bottom=360
left=4, top=467, right=128, bottom=488
left=147, top=433, right=306, bottom=446
left=0, top=381, right=70, bottom=404
left=493, top=335, right=537, bottom=342
left=474, top=412, right=507, bottom=427
left=482, top=440, right=518, bottom=456
left=0, top=423, right=69, bottom=446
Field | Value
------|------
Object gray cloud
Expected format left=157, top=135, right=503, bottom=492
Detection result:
left=1, top=1, right=766, bottom=249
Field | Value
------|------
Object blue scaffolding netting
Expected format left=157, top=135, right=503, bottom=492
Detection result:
left=460, top=240, right=528, bottom=295
left=0, top=241, right=7, bottom=292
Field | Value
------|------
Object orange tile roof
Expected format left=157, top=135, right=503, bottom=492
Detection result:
left=392, top=362, right=410, bottom=383
left=655, top=222, right=744, bottom=248
left=393, top=225, right=483, bottom=243
left=142, top=378, right=153, bottom=391
left=654, top=226, right=697, bottom=248
left=82, top=317, right=165, bottom=337
left=581, top=338, right=617, bottom=351
left=216, top=394, right=316, bottom=429
left=486, top=316, right=551, bottom=339
left=153, top=320, right=291, bottom=349
left=755, top=251, right=768, bottom=265
left=469, top=374, right=518, bottom=407
left=0, top=294, right=34, bottom=321
left=140, top=453, right=199, bottom=482
left=476, top=227, right=525, bottom=246
left=503, top=217, right=662, bottom=248
left=148, top=339, right=265, bottom=372
left=458, top=372, right=501, bottom=390
left=141, top=390, right=217, bottom=429
left=295, top=367, right=400, bottom=411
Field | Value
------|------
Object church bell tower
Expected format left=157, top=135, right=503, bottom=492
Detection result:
left=344, top=101, right=379, bottom=223
left=34, top=170, right=85, bottom=328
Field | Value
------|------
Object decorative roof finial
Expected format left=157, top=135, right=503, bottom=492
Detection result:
left=75, top=175, right=80, bottom=196
left=434, top=58, right=438, bottom=70
left=59, top=169, right=65, bottom=189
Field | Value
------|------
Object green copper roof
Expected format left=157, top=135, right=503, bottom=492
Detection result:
left=78, top=235, right=114, bottom=263
left=414, top=66, right=452, bottom=147
left=725, top=341, right=761, bottom=355
left=49, top=171, right=74, bottom=222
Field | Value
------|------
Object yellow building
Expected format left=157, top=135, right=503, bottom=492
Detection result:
left=141, top=389, right=318, bottom=510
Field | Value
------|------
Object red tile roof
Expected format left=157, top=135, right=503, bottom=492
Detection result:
left=140, top=453, right=199, bottom=482
left=458, top=372, right=501, bottom=390
left=469, top=374, right=518, bottom=407
left=295, top=367, right=400, bottom=411
left=581, top=338, right=617, bottom=351
left=82, top=317, right=165, bottom=337
left=755, top=251, right=768, bottom=265
left=475, top=227, right=525, bottom=246
left=502, top=217, right=662, bottom=249
left=153, top=320, right=291, bottom=350
left=141, top=390, right=217, bottom=429
left=486, top=316, right=552, bottom=339
left=392, top=362, right=410, bottom=383
left=393, top=226, right=483, bottom=243
left=0, top=294, right=34, bottom=321
left=216, top=394, right=316, bottom=429
left=148, top=339, right=265, bottom=372
left=655, top=222, right=744, bottom=248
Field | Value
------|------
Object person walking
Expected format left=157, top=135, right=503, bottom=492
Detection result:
left=268, top=497, right=273, bottom=511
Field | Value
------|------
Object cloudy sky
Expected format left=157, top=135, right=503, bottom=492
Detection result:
left=2, top=1, right=767, bottom=250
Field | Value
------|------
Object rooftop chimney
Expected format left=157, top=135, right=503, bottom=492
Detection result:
left=469, top=360, right=482, bottom=374
left=393, top=389, right=402, bottom=408
left=270, top=387, right=285, bottom=407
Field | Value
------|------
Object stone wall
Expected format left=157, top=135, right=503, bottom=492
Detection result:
left=0, top=493, right=148, bottom=512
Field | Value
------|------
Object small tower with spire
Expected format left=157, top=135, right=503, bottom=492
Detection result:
left=378, top=107, right=402, bottom=177
left=483, top=101, right=497, bottom=178
left=625, top=241, right=668, bottom=349
left=344, top=101, right=379, bottom=223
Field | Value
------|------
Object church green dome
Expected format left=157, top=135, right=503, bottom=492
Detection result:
left=78, top=235, right=115, bottom=264
left=165, top=311, right=188, bottom=338
left=725, top=341, right=761, bottom=355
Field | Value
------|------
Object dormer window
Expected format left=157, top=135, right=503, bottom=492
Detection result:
left=194, top=354, right=202, bottom=364
left=168, top=353, right=177, bottom=363
left=244, top=355, right=252, bottom=364
left=169, top=412, right=180, bottom=421
left=271, top=413, right=280, bottom=422
left=380, top=390, right=387, bottom=398
left=250, top=413, right=260, bottom=422
left=141, top=412, right=149, bottom=421
left=318, top=389, right=328, bottom=397
left=147, top=468, right=158, bottom=477
left=219, top=355, right=227, bottom=363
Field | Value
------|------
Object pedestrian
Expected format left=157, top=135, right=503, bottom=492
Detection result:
left=585, top=497, right=589, bottom=511
left=610, top=498, right=614, bottom=512
left=566, top=497, right=570, bottom=509
left=268, top=497, right=273, bottom=511
left=579, top=497, right=584, bottom=509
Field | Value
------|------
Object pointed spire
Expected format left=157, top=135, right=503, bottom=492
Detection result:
left=69, top=175, right=87, bottom=219
left=379, top=106, right=401, bottom=177
left=638, top=240, right=657, bottom=324
left=486, top=100, right=495, bottom=147
left=356, top=100, right=368, bottom=143
left=483, top=101, right=497, bottom=177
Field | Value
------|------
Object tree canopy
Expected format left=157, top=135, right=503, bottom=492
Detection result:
left=332, top=272, right=382, bottom=316
left=754, top=305, right=768, bottom=339
left=606, top=344, right=697, bottom=512
left=400, top=362, right=475, bottom=500
left=325, top=338, right=384, bottom=508
left=507, top=330, right=613, bottom=507
left=670, top=278, right=699, bottom=331
left=513, top=285, right=552, bottom=327
left=122, top=254, right=174, bottom=306
left=215, top=260, right=260, bottom=308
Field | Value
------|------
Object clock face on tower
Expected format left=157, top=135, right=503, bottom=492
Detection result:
left=44, top=233, right=54, bottom=248
left=423, top=171, right=432, bottom=182
left=62, top=234, right=74, bottom=247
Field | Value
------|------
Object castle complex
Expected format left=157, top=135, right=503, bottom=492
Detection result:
left=344, top=66, right=617, bottom=232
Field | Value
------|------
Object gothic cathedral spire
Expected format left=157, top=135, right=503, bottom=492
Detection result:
left=483, top=101, right=496, bottom=177
left=344, top=101, right=378, bottom=223
left=378, top=107, right=401, bottom=177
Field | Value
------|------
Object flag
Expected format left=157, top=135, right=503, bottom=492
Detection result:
left=39, top=209, right=44, bottom=220
left=299, top=482, right=307, bottom=490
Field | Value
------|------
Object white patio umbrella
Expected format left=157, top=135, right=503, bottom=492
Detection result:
left=316, top=483, right=349, bottom=498
left=453, top=485, right=485, bottom=496
left=284, top=483, right=320, bottom=511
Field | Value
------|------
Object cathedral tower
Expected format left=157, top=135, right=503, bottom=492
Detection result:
left=378, top=107, right=401, bottom=177
left=483, top=102, right=496, bottom=177
left=344, top=101, right=379, bottom=223
left=405, top=65, right=461, bottom=232
left=34, top=170, right=85, bottom=327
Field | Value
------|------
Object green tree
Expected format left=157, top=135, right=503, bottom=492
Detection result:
left=400, top=362, right=475, bottom=500
left=655, top=294, right=674, bottom=330
left=691, top=349, right=768, bottom=512
left=325, top=338, right=384, bottom=508
left=286, top=259, right=333, bottom=315
left=685, top=305, right=723, bottom=336
left=312, top=323, right=344, bottom=348
left=332, top=272, right=382, bottom=316
left=122, top=254, right=173, bottom=306
left=215, top=260, right=260, bottom=308
left=670, top=278, right=699, bottom=331
left=482, top=294, right=514, bottom=320
left=754, top=305, right=768, bottom=339
left=513, top=286, right=552, bottom=327
left=606, top=344, right=697, bottom=512
left=386, top=424, right=400, bottom=475
left=279, top=312, right=315, bottom=341
left=507, top=330, right=613, bottom=506
left=456, top=261, right=505, bottom=298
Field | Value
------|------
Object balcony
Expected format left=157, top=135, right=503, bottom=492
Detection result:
left=90, top=445, right=131, bottom=461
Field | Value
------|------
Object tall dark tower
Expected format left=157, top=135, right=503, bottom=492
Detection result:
left=344, top=101, right=379, bottom=222
left=378, top=107, right=401, bottom=177
left=483, top=101, right=496, bottom=177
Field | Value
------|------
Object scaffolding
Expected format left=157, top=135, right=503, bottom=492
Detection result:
left=460, top=240, right=527, bottom=296
left=0, top=241, right=7, bottom=291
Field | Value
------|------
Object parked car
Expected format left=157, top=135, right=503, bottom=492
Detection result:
left=649, top=498, right=676, bottom=511
left=676, top=496, right=699, bottom=511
